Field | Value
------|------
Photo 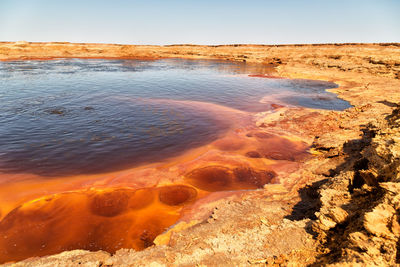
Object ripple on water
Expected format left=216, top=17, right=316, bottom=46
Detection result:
left=0, top=59, right=349, bottom=176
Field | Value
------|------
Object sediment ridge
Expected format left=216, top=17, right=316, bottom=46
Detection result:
left=1, top=42, right=400, bottom=266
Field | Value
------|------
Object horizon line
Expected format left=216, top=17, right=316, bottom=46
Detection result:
left=1, top=41, right=400, bottom=47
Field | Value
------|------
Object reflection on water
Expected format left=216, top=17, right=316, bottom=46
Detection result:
left=0, top=58, right=349, bottom=176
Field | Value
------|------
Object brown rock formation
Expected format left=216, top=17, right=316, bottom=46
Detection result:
left=310, top=104, right=400, bottom=266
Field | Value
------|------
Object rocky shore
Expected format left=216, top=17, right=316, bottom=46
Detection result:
left=1, top=42, right=400, bottom=266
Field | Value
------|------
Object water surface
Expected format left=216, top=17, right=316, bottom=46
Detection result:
left=0, top=58, right=350, bottom=176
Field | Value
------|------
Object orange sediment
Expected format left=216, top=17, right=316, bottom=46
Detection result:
left=0, top=98, right=311, bottom=263
left=0, top=186, right=201, bottom=263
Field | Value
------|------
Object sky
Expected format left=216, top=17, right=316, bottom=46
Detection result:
left=0, top=0, right=399, bottom=45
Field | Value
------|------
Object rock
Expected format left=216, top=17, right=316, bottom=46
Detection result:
left=328, top=207, right=348, bottom=224
left=363, top=203, right=396, bottom=238
left=46, top=108, right=66, bottom=116
left=9, top=250, right=110, bottom=267
left=391, top=214, right=400, bottom=236
left=348, top=232, right=380, bottom=255
left=316, top=214, right=337, bottom=230
left=153, top=220, right=199, bottom=246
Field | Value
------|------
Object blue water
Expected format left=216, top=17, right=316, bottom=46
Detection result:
left=0, top=58, right=350, bottom=176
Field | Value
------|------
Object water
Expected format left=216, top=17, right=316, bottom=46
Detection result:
left=0, top=58, right=350, bottom=176
left=0, top=58, right=352, bottom=263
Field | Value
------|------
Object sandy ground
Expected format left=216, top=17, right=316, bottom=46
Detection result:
left=0, top=42, right=399, bottom=266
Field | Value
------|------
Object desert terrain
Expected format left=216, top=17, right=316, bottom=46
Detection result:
left=0, top=42, right=400, bottom=266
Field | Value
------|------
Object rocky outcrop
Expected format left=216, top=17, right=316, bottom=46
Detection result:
left=310, top=105, right=400, bottom=266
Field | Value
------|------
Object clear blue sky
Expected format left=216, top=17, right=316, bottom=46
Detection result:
left=0, top=0, right=399, bottom=45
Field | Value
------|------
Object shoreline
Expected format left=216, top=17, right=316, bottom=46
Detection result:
left=0, top=42, right=399, bottom=266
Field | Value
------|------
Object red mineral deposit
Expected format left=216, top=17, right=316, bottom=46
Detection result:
left=0, top=186, right=199, bottom=263
left=185, top=166, right=234, bottom=192
left=185, top=165, right=275, bottom=192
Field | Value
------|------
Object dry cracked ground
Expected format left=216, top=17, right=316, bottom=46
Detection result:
left=0, top=42, right=400, bottom=266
